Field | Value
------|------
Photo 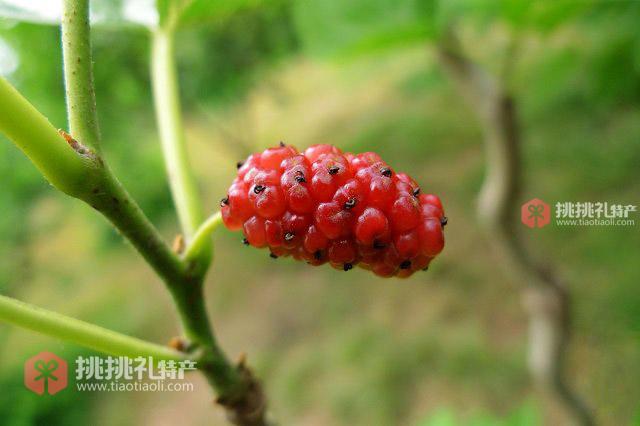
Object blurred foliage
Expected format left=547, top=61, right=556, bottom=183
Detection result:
left=0, top=0, right=639, bottom=425
left=418, top=400, right=539, bottom=426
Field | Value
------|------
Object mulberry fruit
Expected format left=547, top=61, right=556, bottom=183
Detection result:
left=221, top=143, right=445, bottom=278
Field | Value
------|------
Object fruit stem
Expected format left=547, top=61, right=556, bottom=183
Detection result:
left=184, top=211, right=223, bottom=265
left=0, top=294, right=187, bottom=361
left=61, top=0, right=101, bottom=154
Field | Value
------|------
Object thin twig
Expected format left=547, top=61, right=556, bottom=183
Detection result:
left=61, top=0, right=102, bottom=153
left=0, top=294, right=186, bottom=361
left=436, top=27, right=594, bottom=426
left=151, top=28, right=206, bottom=243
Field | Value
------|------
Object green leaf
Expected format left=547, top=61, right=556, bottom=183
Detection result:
left=339, top=23, right=430, bottom=58
left=155, top=0, right=268, bottom=30
left=529, top=0, right=593, bottom=33
left=177, top=0, right=262, bottom=27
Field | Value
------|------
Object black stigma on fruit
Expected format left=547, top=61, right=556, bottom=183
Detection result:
left=400, top=260, right=412, bottom=270
left=279, top=141, right=285, bottom=147
left=314, top=250, right=322, bottom=260
left=242, top=238, right=249, bottom=245
left=328, top=165, right=340, bottom=175
left=253, top=184, right=266, bottom=194
left=270, top=253, right=278, bottom=259
left=295, top=175, right=306, bottom=183
left=373, top=240, right=386, bottom=249
left=236, top=161, right=244, bottom=169
left=220, top=197, right=229, bottom=207
left=413, top=187, right=421, bottom=197
left=422, top=266, right=429, bottom=271
left=343, top=263, right=353, bottom=271
left=344, top=198, right=357, bottom=210
left=284, top=232, right=295, bottom=242
left=380, top=167, right=392, bottom=177
left=441, top=216, right=448, bottom=227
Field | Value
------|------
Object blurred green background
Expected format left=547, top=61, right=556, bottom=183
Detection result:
left=0, top=0, right=639, bottom=425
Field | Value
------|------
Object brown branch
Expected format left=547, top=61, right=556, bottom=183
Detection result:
left=435, top=27, right=594, bottom=426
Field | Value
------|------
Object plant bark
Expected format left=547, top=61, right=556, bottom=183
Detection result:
left=435, top=28, right=594, bottom=426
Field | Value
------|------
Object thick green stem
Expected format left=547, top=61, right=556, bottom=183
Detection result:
left=85, top=173, right=241, bottom=393
left=0, top=4, right=266, bottom=423
left=0, top=77, right=96, bottom=196
left=151, top=28, right=207, bottom=244
left=88, top=169, right=188, bottom=286
left=169, top=282, right=245, bottom=393
left=0, top=75, right=246, bottom=399
left=62, top=0, right=101, bottom=153
left=0, top=294, right=186, bottom=361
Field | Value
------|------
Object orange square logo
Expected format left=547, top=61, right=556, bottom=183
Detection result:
left=521, top=198, right=551, bottom=228
left=24, top=352, right=68, bottom=395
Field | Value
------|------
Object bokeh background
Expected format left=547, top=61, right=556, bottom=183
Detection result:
left=0, top=0, right=639, bottom=425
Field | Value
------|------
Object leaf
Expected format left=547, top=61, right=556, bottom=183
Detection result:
left=339, top=23, right=430, bottom=58
left=155, top=0, right=268, bottom=29
left=177, top=0, right=262, bottom=27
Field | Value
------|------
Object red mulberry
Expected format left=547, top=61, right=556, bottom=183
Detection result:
left=221, top=143, right=445, bottom=278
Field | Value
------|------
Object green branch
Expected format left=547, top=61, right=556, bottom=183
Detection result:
left=0, top=75, right=237, bottom=389
left=62, top=0, right=102, bottom=153
left=149, top=24, right=247, bottom=403
left=0, top=294, right=186, bottom=361
left=0, top=1, right=267, bottom=423
left=148, top=22, right=266, bottom=420
left=151, top=28, right=207, bottom=244
left=0, top=77, right=97, bottom=197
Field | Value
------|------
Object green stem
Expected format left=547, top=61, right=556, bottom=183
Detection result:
left=0, top=77, right=96, bottom=197
left=150, top=25, right=241, bottom=398
left=86, top=174, right=240, bottom=392
left=87, top=169, right=188, bottom=286
left=0, top=5, right=264, bottom=421
left=184, top=211, right=222, bottom=264
left=0, top=76, right=189, bottom=297
left=0, top=79, right=239, bottom=389
left=0, top=294, right=186, bottom=361
left=61, top=0, right=101, bottom=153
left=151, top=28, right=207, bottom=244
